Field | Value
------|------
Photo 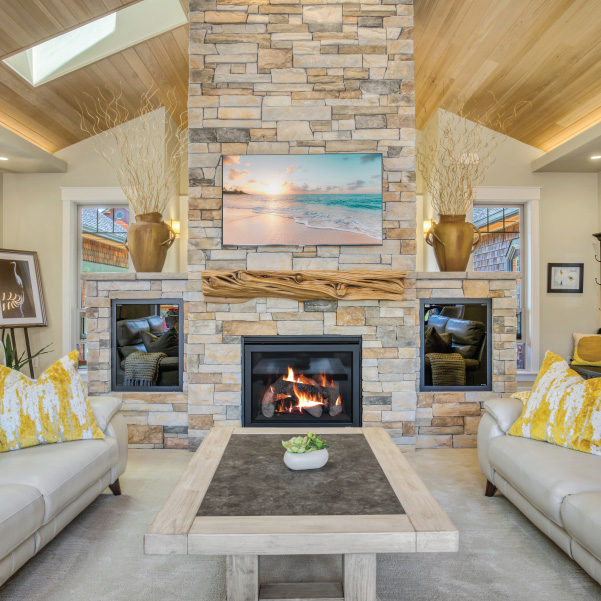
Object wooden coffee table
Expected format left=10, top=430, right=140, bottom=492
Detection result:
left=145, top=428, right=458, bottom=601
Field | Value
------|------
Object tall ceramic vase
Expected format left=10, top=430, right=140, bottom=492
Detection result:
left=125, top=212, right=176, bottom=273
left=425, top=214, right=481, bottom=271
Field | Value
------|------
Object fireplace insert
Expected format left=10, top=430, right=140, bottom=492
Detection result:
left=242, top=336, right=362, bottom=427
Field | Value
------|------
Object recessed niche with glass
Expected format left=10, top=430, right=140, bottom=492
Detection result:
left=111, top=299, right=183, bottom=392
left=420, top=298, right=492, bottom=391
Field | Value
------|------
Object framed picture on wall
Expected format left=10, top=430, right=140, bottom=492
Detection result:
left=547, top=263, right=584, bottom=293
left=0, top=249, right=47, bottom=327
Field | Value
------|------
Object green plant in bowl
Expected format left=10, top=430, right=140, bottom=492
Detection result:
left=282, top=432, right=329, bottom=454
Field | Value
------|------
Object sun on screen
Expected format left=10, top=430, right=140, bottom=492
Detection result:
left=265, top=182, right=283, bottom=195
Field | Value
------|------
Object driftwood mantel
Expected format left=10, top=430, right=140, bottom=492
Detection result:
left=201, top=270, right=406, bottom=302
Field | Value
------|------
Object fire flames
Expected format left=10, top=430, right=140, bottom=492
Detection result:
left=292, top=383, right=324, bottom=408
left=264, top=366, right=340, bottom=415
left=284, top=366, right=315, bottom=386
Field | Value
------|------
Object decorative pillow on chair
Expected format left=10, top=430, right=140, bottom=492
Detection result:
left=509, top=351, right=601, bottom=455
left=0, top=350, right=104, bottom=453
left=424, top=327, right=451, bottom=355
left=141, top=328, right=179, bottom=357
left=571, top=333, right=601, bottom=366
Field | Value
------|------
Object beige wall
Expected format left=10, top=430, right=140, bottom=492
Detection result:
left=0, top=173, right=3, bottom=246
left=418, top=111, right=600, bottom=367
left=483, top=135, right=598, bottom=365
left=3, top=136, right=119, bottom=371
left=2, top=110, right=186, bottom=372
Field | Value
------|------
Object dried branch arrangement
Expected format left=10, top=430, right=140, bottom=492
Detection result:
left=417, top=97, right=529, bottom=216
left=78, top=87, right=187, bottom=216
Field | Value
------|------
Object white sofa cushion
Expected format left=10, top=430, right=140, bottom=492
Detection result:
left=488, top=435, right=601, bottom=526
left=483, top=398, right=524, bottom=433
left=0, top=484, right=44, bottom=558
left=0, top=437, right=118, bottom=524
left=89, top=396, right=122, bottom=432
left=561, top=492, right=601, bottom=562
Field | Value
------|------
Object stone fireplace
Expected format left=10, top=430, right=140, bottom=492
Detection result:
left=242, top=335, right=362, bottom=427
left=83, top=0, right=519, bottom=451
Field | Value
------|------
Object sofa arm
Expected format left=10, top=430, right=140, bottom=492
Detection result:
left=482, top=397, right=524, bottom=434
left=106, top=413, right=128, bottom=484
left=89, top=396, right=123, bottom=433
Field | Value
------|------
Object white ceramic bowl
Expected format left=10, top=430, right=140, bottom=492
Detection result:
left=284, top=448, right=329, bottom=471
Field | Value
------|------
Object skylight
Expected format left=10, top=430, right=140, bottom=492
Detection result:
left=3, top=0, right=187, bottom=86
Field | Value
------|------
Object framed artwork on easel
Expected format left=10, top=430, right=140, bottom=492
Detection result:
left=0, top=249, right=47, bottom=327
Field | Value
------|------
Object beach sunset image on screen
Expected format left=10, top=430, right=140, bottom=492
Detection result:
left=222, top=153, right=383, bottom=246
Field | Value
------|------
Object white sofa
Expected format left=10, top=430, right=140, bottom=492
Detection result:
left=0, top=396, right=128, bottom=586
left=478, top=398, right=601, bottom=585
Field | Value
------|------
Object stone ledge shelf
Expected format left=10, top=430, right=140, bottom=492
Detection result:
left=201, top=269, right=406, bottom=302
left=82, top=272, right=189, bottom=280
left=410, top=271, right=521, bottom=280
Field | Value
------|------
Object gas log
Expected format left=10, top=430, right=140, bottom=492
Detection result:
left=260, top=376, right=341, bottom=419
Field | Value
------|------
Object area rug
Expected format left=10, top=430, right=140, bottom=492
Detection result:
left=0, top=448, right=599, bottom=601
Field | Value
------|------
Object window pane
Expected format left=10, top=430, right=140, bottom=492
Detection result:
left=473, top=207, right=520, bottom=273
left=81, top=207, right=129, bottom=273
left=80, top=207, right=130, bottom=368
left=516, top=342, right=526, bottom=370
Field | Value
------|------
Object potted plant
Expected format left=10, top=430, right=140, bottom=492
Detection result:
left=417, top=101, right=527, bottom=271
left=282, top=432, right=329, bottom=471
left=1, top=334, right=52, bottom=373
left=79, top=88, right=187, bottom=273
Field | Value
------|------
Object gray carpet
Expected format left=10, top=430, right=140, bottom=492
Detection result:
left=1, top=448, right=600, bottom=601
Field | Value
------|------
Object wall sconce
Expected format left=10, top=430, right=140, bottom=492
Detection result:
left=170, top=220, right=181, bottom=238
left=423, top=220, right=432, bottom=236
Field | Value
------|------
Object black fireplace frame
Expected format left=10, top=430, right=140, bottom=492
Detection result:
left=242, top=335, right=362, bottom=428
left=110, top=298, right=184, bottom=393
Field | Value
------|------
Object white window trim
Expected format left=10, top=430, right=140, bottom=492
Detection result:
left=61, top=187, right=129, bottom=356
left=475, top=186, right=541, bottom=372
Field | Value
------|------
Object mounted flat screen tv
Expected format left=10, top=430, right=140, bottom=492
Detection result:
left=222, top=153, right=383, bottom=246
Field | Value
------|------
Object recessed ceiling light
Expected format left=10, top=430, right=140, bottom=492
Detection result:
left=0, top=157, right=8, bottom=161
left=591, top=155, right=601, bottom=160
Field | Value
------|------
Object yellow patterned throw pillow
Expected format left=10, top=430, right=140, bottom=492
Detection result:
left=572, top=333, right=601, bottom=366
left=0, top=351, right=104, bottom=453
left=510, top=391, right=531, bottom=403
left=508, top=351, right=601, bottom=455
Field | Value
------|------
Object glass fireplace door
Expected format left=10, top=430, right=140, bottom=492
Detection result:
left=243, top=336, right=362, bottom=427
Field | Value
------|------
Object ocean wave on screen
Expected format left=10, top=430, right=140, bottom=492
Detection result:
left=224, top=193, right=383, bottom=240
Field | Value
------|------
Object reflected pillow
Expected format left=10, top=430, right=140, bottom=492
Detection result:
left=141, top=328, right=179, bottom=357
left=425, top=326, right=451, bottom=355
left=572, top=333, right=601, bottom=366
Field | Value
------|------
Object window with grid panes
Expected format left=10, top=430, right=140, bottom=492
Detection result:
left=473, top=206, right=525, bottom=370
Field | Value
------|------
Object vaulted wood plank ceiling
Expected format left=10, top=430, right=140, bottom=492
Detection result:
left=1, top=0, right=600, bottom=154
left=415, top=0, right=601, bottom=151
left=0, top=0, right=188, bottom=153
